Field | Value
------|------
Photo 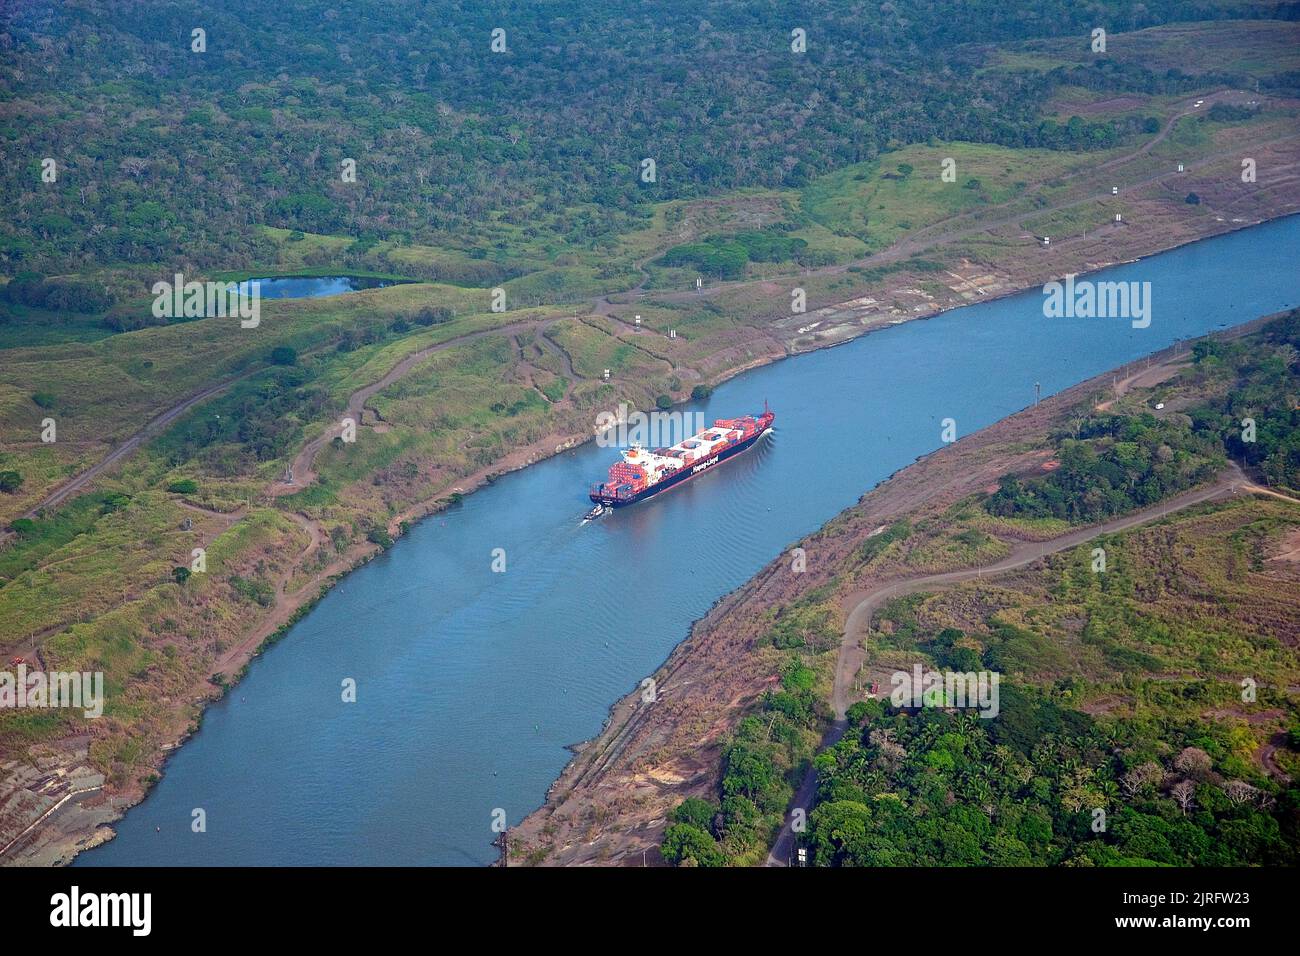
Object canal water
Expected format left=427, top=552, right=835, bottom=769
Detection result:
left=81, top=217, right=1300, bottom=865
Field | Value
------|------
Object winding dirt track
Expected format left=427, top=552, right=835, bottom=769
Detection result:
left=765, top=463, right=1269, bottom=866
left=277, top=290, right=693, bottom=492
left=23, top=375, right=246, bottom=518
left=656, top=94, right=1300, bottom=309
left=22, top=91, right=1286, bottom=517
left=272, top=319, right=547, bottom=492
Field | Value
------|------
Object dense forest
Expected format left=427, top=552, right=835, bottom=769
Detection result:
left=985, top=414, right=1224, bottom=523
left=662, top=315, right=1300, bottom=867
left=3, top=0, right=1297, bottom=279
left=662, top=654, right=827, bottom=866
left=661, top=652, right=1298, bottom=866
left=666, top=516, right=1300, bottom=869
left=989, top=311, right=1300, bottom=523
left=803, top=690, right=1298, bottom=866
left=1190, top=312, right=1300, bottom=492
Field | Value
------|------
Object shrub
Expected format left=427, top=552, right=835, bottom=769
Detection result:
left=413, top=306, right=453, bottom=326
left=103, top=309, right=167, bottom=332
left=269, top=345, right=298, bottom=366
left=228, top=574, right=274, bottom=606
left=9, top=517, right=36, bottom=536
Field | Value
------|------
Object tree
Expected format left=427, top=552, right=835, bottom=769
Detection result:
left=269, top=345, right=298, bottom=366
left=845, top=700, right=879, bottom=726
left=1174, top=747, right=1212, bottom=780
left=869, top=728, right=907, bottom=768
left=719, top=795, right=761, bottom=838
left=413, top=306, right=453, bottom=327
left=1170, top=779, right=1196, bottom=815
left=807, top=800, right=873, bottom=865
left=1222, top=780, right=1259, bottom=807
left=172, top=566, right=192, bottom=584
left=1120, top=762, right=1163, bottom=798
left=0, top=470, right=22, bottom=493
left=660, top=823, right=723, bottom=867
left=1192, top=339, right=1224, bottom=363
left=722, top=740, right=779, bottom=804
left=670, top=797, right=717, bottom=833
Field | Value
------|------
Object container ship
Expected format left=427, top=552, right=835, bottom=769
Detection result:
left=587, top=403, right=775, bottom=512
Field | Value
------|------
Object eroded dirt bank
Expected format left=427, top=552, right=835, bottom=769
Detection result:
left=506, top=316, right=1283, bottom=866
left=5, top=195, right=1297, bottom=868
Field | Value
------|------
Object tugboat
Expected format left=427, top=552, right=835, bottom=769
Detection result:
left=588, top=403, right=775, bottom=508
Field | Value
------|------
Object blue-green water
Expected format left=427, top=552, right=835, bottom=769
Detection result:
left=81, top=217, right=1300, bottom=865
left=240, top=275, right=396, bottom=299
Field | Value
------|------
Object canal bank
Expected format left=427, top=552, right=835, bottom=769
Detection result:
left=72, top=215, right=1300, bottom=867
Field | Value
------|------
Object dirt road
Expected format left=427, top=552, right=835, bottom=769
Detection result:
left=24, top=375, right=245, bottom=518
left=766, top=463, right=1258, bottom=866
left=659, top=93, right=1299, bottom=311
left=27, top=92, right=1278, bottom=521
left=272, top=318, right=560, bottom=493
